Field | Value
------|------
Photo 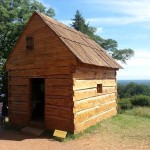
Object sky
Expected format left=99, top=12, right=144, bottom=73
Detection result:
left=39, top=0, right=150, bottom=80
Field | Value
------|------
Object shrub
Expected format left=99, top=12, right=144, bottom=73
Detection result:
left=125, top=107, right=150, bottom=118
left=130, top=95, right=150, bottom=107
left=118, top=98, right=132, bottom=113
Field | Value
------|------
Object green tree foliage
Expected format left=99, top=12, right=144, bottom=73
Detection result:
left=0, top=0, right=55, bottom=59
left=71, top=10, right=134, bottom=63
left=130, top=95, right=150, bottom=107
left=0, top=0, right=55, bottom=94
left=118, top=82, right=150, bottom=99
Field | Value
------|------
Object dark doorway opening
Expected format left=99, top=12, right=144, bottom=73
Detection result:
left=31, top=78, right=45, bottom=122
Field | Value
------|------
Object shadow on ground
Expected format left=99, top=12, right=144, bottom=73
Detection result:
left=0, top=126, right=54, bottom=141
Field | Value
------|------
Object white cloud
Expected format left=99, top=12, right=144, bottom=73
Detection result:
left=96, top=27, right=103, bottom=34
left=87, top=16, right=148, bottom=26
left=85, top=0, right=150, bottom=25
left=117, top=49, right=150, bottom=80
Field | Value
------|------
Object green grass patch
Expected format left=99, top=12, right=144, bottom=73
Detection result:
left=124, top=107, right=150, bottom=118
left=66, top=113, right=150, bottom=141
left=64, top=121, right=102, bottom=141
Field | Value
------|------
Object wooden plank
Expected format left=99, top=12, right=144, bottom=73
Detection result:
left=74, top=93, right=116, bottom=113
left=75, top=108, right=117, bottom=133
left=9, top=102, right=28, bottom=111
left=74, top=101, right=117, bottom=123
left=46, top=85, right=73, bottom=96
left=9, top=95, right=29, bottom=102
left=46, top=97, right=73, bottom=106
left=9, top=77, right=29, bottom=85
left=45, top=105, right=73, bottom=119
left=9, top=66, right=75, bottom=76
left=7, top=58, right=76, bottom=70
left=74, top=87, right=116, bottom=101
left=74, top=69, right=116, bottom=80
left=73, top=79, right=116, bottom=90
left=9, top=113, right=28, bottom=125
left=46, top=74, right=73, bottom=79
left=46, top=78, right=73, bottom=86
left=45, top=117, right=74, bottom=132
left=10, top=85, right=29, bottom=95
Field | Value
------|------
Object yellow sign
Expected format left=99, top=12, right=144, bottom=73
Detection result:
left=53, top=129, right=67, bottom=139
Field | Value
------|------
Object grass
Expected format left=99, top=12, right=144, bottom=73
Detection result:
left=65, top=109, right=150, bottom=141
left=124, top=107, right=150, bottom=118
left=65, top=121, right=102, bottom=141
left=2, top=108, right=150, bottom=143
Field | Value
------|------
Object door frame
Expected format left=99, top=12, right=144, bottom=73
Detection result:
left=29, top=77, right=45, bottom=124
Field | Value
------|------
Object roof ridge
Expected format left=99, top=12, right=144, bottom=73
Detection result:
left=36, top=11, right=92, bottom=39
left=35, top=11, right=122, bottom=69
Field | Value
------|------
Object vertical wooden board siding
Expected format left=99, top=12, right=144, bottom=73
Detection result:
left=74, top=100, right=117, bottom=123
left=74, top=93, right=116, bottom=113
left=73, top=79, right=116, bottom=90
left=75, top=108, right=117, bottom=133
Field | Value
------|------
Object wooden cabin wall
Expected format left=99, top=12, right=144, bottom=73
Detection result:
left=7, top=13, right=76, bottom=132
left=73, top=63, right=117, bottom=133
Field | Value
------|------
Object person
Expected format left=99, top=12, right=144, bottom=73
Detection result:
left=0, top=97, right=3, bottom=126
left=0, top=94, right=8, bottom=126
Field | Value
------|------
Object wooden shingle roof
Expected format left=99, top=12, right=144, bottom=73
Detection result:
left=37, top=12, right=122, bottom=69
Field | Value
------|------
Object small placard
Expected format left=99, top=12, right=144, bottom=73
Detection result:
left=53, top=129, right=67, bottom=138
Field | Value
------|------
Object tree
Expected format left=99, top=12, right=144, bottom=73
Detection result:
left=0, top=0, right=55, bottom=59
left=71, top=10, right=134, bottom=63
left=0, top=0, right=55, bottom=94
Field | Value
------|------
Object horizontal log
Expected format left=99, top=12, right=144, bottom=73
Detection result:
left=9, top=66, right=75, bottom=76
left=9, top=95, right=29, bottom=102
left=7, top=58, right=76, bottom=70
left=9, top=77, right=29, bottom=85
left=9, top=110, right=28, bottom=115
left=46, top=74, right=73, bottom=79
left=46, top=85, right=73, bottom=96
left=9, top=113, right=28, bottom=125
left=46, top=97, right=73, bottom=106
left=73, top=79, right=116, bottom=90
left=75, top=108, right=117, bottom=133
left=74, top=93, right=116, bottom=113
left=45, top=105, right=73, bottom=119
left=74, top=87, right=116, bottom=101
left=9, top=102, right=28, bottom=112
left=74, top=69, right=116, bottom=80
left=45, top=117, right=74, bottom=132
left=74, top=101, right=117, bottom=123
left=46, top=78, right=73, bottom=86
left=9, top=85, right=29, bottom=95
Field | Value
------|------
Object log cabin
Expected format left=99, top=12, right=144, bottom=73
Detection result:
left=5, top=11, right=122, bottom=133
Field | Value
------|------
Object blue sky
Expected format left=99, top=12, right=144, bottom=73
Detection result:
left=39, top=0, right=150, bottom=80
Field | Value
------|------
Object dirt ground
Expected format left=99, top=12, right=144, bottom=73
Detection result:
left=0, top=127, right=150, bottom=150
